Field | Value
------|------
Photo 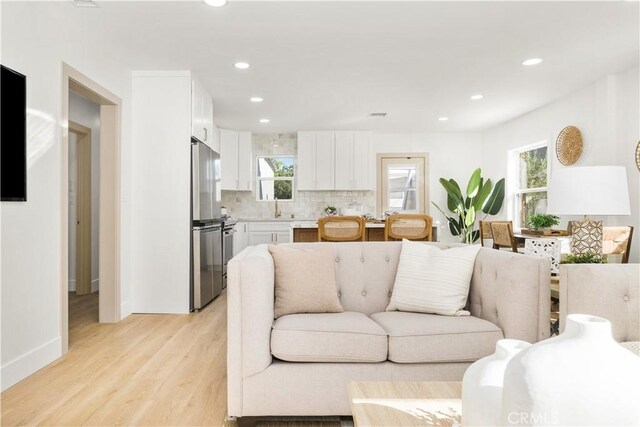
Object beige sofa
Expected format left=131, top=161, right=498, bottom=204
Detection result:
left=227, top=242, right=550, bottom=419
left=560, top=264, right=639, bottom=354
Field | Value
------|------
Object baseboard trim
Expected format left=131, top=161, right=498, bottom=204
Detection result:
left=121, top=300, right=132, bottom=319
left=91, top=278, right=99, bottom=293
left=1, top=336, right=61, bottom=392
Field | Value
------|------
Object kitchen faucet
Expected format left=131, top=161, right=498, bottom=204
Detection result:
left=274, top=197, right=282, bottom=218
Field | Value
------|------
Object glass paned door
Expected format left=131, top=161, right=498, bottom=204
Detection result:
left=379, top=156, right=426, bottom=214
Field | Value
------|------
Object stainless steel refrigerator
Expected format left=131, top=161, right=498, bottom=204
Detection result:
left=191, top=141, right=223, bottom=311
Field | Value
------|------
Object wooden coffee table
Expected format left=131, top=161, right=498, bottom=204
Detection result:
left=348, top=381, right=462, bottom=427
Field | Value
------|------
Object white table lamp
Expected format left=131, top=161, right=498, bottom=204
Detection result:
left=547, top=166, right=630, bottom=254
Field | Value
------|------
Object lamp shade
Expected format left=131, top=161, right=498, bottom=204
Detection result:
left=547, top=166, right=630, bottom=216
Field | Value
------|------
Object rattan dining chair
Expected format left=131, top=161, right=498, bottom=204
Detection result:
left=479, top=220, right=513, bottom=247
left=490, top=221, right=521, bottom=253
left=603, top=226, right=634, bottom=263
left=318, top=216, right=366, bottom=242
left=384, top=214, right=433, bottom=241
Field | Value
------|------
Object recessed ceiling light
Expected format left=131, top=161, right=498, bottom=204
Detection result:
left=234, top=62, right=250, bottom=70
left=470, top=94, right=484, bottom=100
left=522, top=58, right=543, bottom=66
left=250, top=97, right=263, bottom=103
left=369, top=112, right=388, bottom=117
left=438, top=117, right=449, bottom=121
left=203, top=0, right=227, bottom=6
left=259, top=118, right=270, bottom=123
left=72, top=0, right=98, bottom=7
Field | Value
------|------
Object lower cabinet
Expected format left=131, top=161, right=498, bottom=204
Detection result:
left=233, top=222, right=250, bottom=257
left=241, top=222, right=293, bottom=248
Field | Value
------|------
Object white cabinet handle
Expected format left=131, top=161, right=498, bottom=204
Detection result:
left=204, top=127, right=208, bottom=141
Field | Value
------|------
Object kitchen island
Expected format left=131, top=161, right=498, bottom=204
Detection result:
left=290, top=220, right=386, bottom=242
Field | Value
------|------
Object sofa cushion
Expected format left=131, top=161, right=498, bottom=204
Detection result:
left=370, top=311, right=503, bottom=363
left=387, top=240, right=481, bottom=316
left=268, top=245, right=344, bottom=318
left=271, top=312, right=388, bottom=363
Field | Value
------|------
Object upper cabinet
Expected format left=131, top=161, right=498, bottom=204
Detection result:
left=191, top=78, right=216, bottom=151
left=297, top=131, right=335, bottom=190
left=298, top=131, right=371, bottom=191
left=220, top=129, right=253, bottom=191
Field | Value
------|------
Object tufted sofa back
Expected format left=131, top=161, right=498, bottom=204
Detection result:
left=279, top=241, right=464, bottom=314
left=560, top=264, right=640, bottom=342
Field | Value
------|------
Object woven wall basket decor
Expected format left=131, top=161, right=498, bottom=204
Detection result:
left=556, top=126, right=583, bottom=166
left=636, top=140, right=640, bottom=172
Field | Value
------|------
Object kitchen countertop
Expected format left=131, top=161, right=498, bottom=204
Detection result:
left=237, top=218, right=313, bottom=222
left=290, top=221, right=385, bottom=228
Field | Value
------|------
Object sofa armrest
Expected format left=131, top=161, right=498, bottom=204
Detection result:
left=227, top=244, right=275, bottom=417
left=469, top=248, right=550, bottom=343
left=560, top=264, right=639, bottom=342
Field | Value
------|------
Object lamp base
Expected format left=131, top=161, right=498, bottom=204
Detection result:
left=571, top=219, right=603, bottom=255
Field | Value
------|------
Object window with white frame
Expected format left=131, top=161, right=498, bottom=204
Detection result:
left=512, top=143, right=548, bottom=229
left=256, top=156, right=294, bottom=201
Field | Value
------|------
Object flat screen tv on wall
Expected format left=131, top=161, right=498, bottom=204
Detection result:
left=1, top=64, right=27, bottom=201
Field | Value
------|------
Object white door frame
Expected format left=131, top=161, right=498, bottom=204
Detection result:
left=60, top=63, right=122, bottom=353
left=376, top=152, right=430, bottom=215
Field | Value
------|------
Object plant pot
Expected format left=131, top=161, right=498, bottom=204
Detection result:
left=462, top=339, right=532, bottom=427
left=501, top=314, right=640, bottom=426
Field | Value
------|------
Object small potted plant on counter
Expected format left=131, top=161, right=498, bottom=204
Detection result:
left=323, top=205, right=337, bottom=216
left=529, top=214, right=560, bottom=230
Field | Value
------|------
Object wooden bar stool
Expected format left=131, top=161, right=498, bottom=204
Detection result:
left=384, top=214, right=433, bottom=241
left=318, top=216, right=366, bottom=242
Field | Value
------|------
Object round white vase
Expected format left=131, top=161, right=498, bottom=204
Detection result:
left=462, top=339, right=532, bottom=427
left=501, top=314, right=640, bottom=426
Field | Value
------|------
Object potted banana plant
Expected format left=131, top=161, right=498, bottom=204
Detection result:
left=432, top=168, right=505, bottom=244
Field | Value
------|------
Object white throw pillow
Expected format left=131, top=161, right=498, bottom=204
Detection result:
left=387, top=240, right=481, bottom=316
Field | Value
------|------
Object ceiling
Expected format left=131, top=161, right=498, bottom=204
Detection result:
left=8, top=1, right=640, bottom=133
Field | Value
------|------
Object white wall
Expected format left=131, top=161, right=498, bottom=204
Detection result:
left=130, top=72, right=191, bottom=314
left=68, top=92, right=101, bottom=293
left=482, top=66, right=639, bottom=262
left=370, top=133, right=485, bottom=243
left=0, top=2, right=133, bottom=391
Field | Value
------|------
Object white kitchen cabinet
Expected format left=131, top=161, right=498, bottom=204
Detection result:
left=191, top=79, right=214, bottom=148
left=306, top=131, right=371, bottom=191
left=296, top=131, right=335, bottom=190
left=246, top=222, right=291, bottom=245
left=220, top=129, right=253, bottom=191
left=334, top=131, right=354, bottom=190
left=233, top=222, right=249, bottom=256
left=353, top=131, right=372, bottom=190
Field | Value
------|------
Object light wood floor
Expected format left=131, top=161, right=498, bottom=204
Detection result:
left=1, top=291, right=229, bottom=426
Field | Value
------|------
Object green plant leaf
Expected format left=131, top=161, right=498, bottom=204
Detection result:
left=440, top=178, right=464, bottom=210
left=472, top=179, right=493, bottom=211
left=466, top=168, right=482, bottom=198
left=470, top=229, right=480, bottom=243
left=464, top=205, right=476, bottom=227
left=482, top=178, right=505, bottom=215
left=448, top=217, right=461, bottom=236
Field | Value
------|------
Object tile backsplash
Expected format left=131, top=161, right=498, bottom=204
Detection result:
left=221, top=133, right=376, bottom=220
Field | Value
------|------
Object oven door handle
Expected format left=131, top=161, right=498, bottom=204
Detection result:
left=224, top=229, right=237, bottom=235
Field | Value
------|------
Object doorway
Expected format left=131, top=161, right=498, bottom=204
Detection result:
left=61, top=64, right=122, bottom=353
left=377, top=153, right=430, bottom=214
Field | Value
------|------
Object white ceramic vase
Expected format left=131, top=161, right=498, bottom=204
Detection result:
left=462, top=339, right=532, bottom=427
left=501, top=314, right=640, bottom=426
